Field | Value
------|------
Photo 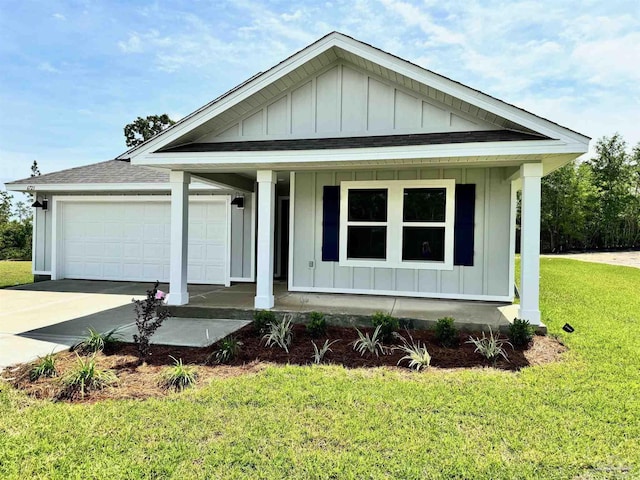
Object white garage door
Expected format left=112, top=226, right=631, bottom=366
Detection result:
left=58, top=197, right=229, bottom=284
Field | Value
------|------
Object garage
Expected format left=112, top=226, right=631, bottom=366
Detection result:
left=53, top=196, right=230, bottom=285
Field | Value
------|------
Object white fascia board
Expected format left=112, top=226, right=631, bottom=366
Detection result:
left=123, top=37, right=338, bottom=162
left=5, top=182, right=221, bottom=193
left=138, top=139, right=587, bottom=168
left=334, top=36, right=590, bottom=146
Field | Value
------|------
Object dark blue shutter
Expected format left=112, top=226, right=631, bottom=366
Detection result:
left=454, top=184, right=475, bottom=266
left=322, top=186, right=340, bottom=261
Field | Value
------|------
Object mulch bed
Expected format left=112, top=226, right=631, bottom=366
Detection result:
left=1, top=324, right=567, bottom=403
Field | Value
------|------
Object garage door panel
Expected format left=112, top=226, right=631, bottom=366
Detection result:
left=104, top=242, right=123, bottom=258
left=60, top=198, right=228, bottom=284
left=103, top=263, right=122, bottom=277
left=123, top=223, right=143, bottom=240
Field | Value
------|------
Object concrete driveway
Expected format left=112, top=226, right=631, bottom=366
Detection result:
left=0, top=280, right=145, bottom=369
left=1, top=280, right=250, bottom=371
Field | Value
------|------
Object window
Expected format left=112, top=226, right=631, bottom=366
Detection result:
left=346, top=189, right=388, bottom=260
left=339, top=179, right=455, bottom=270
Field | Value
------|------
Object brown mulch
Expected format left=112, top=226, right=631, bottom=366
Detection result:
left=1, top=324, right=567, bottom=403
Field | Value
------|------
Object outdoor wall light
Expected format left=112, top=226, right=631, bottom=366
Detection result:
left=231, top=196, right=244, bottom=209
left=32, top=199, right=48, bottom=210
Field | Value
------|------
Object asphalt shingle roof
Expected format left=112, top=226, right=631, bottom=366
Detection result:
left=161, top=130, right=550, bottom=153
left=7, top=160, right=169, bottom=185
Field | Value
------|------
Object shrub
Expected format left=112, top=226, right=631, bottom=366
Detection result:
left=159, top=356, right=198, bottom=391
left=72, top=327, right=122, bottom=354
left=466, top=327, right=512, bottom=366
left=208, top=336, right=243, bottom=364
left=394, top=332, right=431, bottom=371
left=306, top=311, right=327, bottom=338
left=60, top=354, right=117, bottom=399
left=132, top=281, right=169, bottom=359
left=253, top=310, right=276, bottom=335
left=371, top=311, right=399, bottom=343
left=352, top=325, right=385, bottom=357
left=509, top=318, right=535, bottom=348
left=30, top=353, right=57, bottom=381
left=311, top=339, right=339, bottom=364
left=435, top=317, right=459, bottom=347
left=263, top=314, right=294, bottom=352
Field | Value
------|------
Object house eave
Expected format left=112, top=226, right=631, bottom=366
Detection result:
left=4, top=182, right=222, bottom=193
left=132, top=139, right=587, bottom=172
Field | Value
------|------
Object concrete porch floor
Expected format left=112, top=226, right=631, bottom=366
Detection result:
left=177, top=281, right=518, bottom=331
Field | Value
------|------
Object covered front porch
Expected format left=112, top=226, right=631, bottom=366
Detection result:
left=164, top=164, right=543, bottom=326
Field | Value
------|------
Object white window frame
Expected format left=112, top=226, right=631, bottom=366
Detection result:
left=339, top=179, right=456, bottom=270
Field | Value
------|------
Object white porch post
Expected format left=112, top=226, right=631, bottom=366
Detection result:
left=167, top=171, right=190, bottom=306
left=519, top=163, right=543, bottom=325
left=254, top=170, right=277, bottom=309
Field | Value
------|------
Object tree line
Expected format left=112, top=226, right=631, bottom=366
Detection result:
left=0, top=161, right=39, bottom=260
left=537, top=133, right=640, bottom=252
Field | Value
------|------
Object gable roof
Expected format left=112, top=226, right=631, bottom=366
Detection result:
left=118, top=32, right=589, bottom=162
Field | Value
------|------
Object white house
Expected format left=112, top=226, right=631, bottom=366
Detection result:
left=6, top=32, right=590, bottom=325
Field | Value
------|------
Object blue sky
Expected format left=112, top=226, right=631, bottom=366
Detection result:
left=1, top=0, right=639, bottom=188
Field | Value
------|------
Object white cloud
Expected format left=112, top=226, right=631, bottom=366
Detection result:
left=38, top=62, right=60, bottom=73
left=572, top=32, right=640, bottom=86
left=379, top=0, right=466, bottom=46
left=118, top=33, right=144, bottom=53
left=52, top=13, right=66, bottom=21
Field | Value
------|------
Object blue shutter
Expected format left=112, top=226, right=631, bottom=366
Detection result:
left=454, top=184, right=475, bottom=266
left=322, top=186, right=340, bottom=261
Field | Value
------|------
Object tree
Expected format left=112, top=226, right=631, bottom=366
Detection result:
left=30, top=160, right=41, bottom=177
left=586, top=134, right=635, bottom=248
left=124, top=114, right=175, bottom=148
left=0, top=191, right=12, bottom=223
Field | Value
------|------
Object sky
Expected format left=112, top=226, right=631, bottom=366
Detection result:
left=1, top=0, right=639, bottom=189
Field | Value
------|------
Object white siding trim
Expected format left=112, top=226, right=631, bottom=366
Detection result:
left=250, top=191, right=257, bottom=282
left=288, top=285, right=511, bottom=303
left=225, top=198, right=232, bottom=287
left=31, top=204, right=37, bottom=274
left=287, top=171, right=296, bottom=290
left=508, top=180, right=518, bottom=298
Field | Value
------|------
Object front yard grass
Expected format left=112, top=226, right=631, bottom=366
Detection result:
left=0, top=261, right=32, bottom=288
left=1, top=258, right=639, bottom=479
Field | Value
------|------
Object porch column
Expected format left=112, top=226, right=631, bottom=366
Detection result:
left=519, top=163, right=543, bottom=325
left=167, top=171, right=190, bottom=306
left=254, top=170, right=277, bottom=309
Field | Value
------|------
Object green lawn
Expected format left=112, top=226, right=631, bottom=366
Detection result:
left=1, top=259, right=639, bottom=479
left=0, top=261, right=33, bottom=288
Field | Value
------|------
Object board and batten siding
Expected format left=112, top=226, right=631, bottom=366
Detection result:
left=290, top=168, right=513, bottom=300
left=197, top=63, right=496, bottom=142
left=32, top=193, right=253, bottom=281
